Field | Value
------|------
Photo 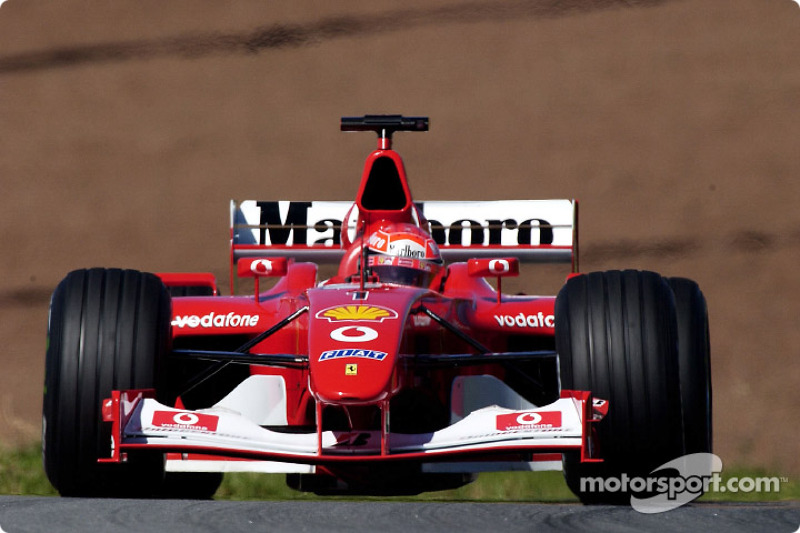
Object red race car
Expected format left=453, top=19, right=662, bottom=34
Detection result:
left=43, top=115, right=711, bottom=502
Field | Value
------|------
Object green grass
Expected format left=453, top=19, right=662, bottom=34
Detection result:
left=0, top=444, right=57, bottom=496
left=7, top=442, right=798, bottom=502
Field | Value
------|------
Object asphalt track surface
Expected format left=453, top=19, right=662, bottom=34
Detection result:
left=0, top=497, right=796, bottom=533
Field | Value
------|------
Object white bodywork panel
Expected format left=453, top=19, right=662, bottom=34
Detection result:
left=450, top=375, right=538, bottom=423
left=211, top=375, right=288, bottom=426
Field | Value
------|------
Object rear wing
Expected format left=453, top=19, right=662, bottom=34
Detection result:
left=231, top=198, right=578, bottom=273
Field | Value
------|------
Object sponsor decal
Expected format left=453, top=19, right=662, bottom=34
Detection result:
left=316, top=305, right=398, bottom=322
left=250, top=259, right=274, bottom=274
left=237, top=257, right=287, bottom=278
left=369, top=254, right=435, bottom=272
left=488, top=259, right=512, bottom=273
left=392, top=242, right=427, bottom=259
left=368, top=229, right=440, bottom=260
left=253, top=201, right=340, bottom=247
left=152, top=411, right=219, bottom=432
left=468, top=257, right=520, bottom=278
left=496, top=411, right=562, bottom=432
left=367, top=232, right=388, bottom=252
left=242, top=200, right=570, bottom=247
left=172, top=312, right=260, bottom=329
left=345, top=364, right=358, bottom=376
left=319, top=348, right=387, bottom=362
left=493, top=312, right=555, bottom=329
left=330, top=325, right=379, bottom=343
left=373, top=231, right=434, bottom=257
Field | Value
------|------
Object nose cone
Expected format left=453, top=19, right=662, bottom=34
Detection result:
left=309, top=310, right=401, bottom=403
left=307, top=291, right=420, bottom=404
left=312, top=344, right=396, bottom=403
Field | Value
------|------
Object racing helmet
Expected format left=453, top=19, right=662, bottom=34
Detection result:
left=366, top=223, right=443, bottom=288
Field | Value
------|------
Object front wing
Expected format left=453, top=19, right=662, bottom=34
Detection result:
left=100, top=390, right=604, bottom=472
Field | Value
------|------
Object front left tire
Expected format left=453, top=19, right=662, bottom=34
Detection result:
left=43, top=268, right=171, bottom=497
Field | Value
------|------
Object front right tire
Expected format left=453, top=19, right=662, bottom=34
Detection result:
left=555, top=270, right=685, bottom=504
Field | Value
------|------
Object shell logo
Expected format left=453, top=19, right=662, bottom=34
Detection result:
left=315, top=305, right=399, bottom=322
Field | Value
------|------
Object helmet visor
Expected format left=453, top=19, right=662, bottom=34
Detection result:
left=367, top=255, right=439, bottom=288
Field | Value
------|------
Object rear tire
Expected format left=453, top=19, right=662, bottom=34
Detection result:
left=43, top=268, right=171, bottom=497
left=555, top=270, right=684, bottom=504
left=667, top=277, right=712, bottom=455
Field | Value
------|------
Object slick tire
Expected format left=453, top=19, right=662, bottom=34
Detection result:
left=43, top=268, right=171, bottom=497
left=667, top=277, right=712, bottom=455
left=555, top=270, right=684, bottom=504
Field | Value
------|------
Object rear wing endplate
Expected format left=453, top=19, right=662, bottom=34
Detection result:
left=231, top=199, right=578, bottom=271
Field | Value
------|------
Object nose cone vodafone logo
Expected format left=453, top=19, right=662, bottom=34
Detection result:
left=330, top=325, right=379, bottom=342
left=496, top=411, right=562, bottom=432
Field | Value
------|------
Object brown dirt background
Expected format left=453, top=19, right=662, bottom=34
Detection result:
left=1, top=0, right=799, bottom=477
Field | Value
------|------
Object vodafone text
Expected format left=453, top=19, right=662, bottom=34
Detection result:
left=172, top=312, right=260, bottom=329
left=494, top=312, right=555, bottom=329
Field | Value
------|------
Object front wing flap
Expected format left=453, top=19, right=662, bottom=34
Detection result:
left=101, top=389, right=603, bottom=468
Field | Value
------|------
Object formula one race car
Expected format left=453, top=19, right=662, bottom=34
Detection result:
left=42, top=115, right=711, bottom=502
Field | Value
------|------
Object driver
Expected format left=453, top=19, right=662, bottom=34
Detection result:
left=365, top=222, right=444, bottom=288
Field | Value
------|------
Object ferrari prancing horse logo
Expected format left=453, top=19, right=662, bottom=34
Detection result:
left=345, top=364, right=358, bottom=375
